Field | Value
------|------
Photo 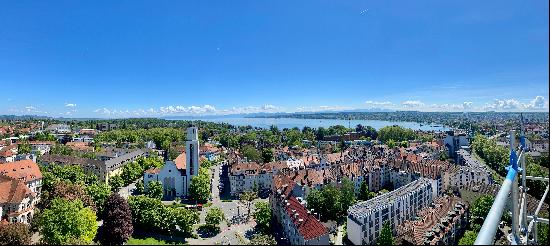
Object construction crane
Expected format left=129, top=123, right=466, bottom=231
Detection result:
left=474, top=115, right=549, bottom=245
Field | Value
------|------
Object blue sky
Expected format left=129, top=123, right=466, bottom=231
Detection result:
left=1, top=0, right=548, bottom=118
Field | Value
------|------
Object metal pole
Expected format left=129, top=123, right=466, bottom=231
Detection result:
left=474, top=168, right=517, bottom=245
left=509, top=130, right=520, bottom=243
left=520, top=149, right=528, bottom=237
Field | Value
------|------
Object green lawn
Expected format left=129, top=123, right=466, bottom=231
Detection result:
left=127, top=237, right=186, bottom=245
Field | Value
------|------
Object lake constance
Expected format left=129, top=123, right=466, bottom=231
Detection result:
left=167, top=117, right=450, bottom=131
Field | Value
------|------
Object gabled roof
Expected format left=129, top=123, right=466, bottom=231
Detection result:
left=0, top=174, right=34, bottom=203
left=284, top=195, right=328, bottom=241
left=0, top=160, right=42, bottom=182
left=175, top=151, right=187, bottom=171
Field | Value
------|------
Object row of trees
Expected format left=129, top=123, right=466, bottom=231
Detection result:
left=95, top=128, right=185, bottom=150
left=108, top=156, right=164, bottom=192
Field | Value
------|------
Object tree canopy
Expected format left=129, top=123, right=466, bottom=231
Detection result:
left=128, top=195, right=199, bottom=237
left=306, top=178, right=355, bottom=221
left=253, top=201, right=272, bottom=233
left=378, top=125, right=417, bottom=143
left=37, top=198, right=98, bottom=245
left=0, top=223, right=32, bottom=245
left=189, top=167, right=211, bottom=203
left=100, top=193, right=133, bottom=245
left=146, top=180, right=163, bottom=200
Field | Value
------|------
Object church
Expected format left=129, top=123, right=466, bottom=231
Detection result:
left=143, top=127, right=200, bottom=199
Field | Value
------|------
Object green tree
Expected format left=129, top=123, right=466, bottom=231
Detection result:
left=37, top=198, right=98, bottom=245
left=470, top=195, right=495, bottom=226
left=205, top=207, right=225, bottom=230
left=0, top=223, right=32, bottom=245
left=135, top=179, right=145, bottom=194
left=146, top=181, right=163, bottom=200
left=358, top=179, right=371, bottom=201
left=241, top=145, right=262, bottom=162
left=378, top=126, right=417, bottom=143
left=85, top=183, right=111, bottom=216
left=458, top=230, right=478, bottom=245
left=306, top=184, right=343, bottom=221
left=239, top=191, right=258, bottom=220
left=128, top=195, right=198, bottom=236
left=261, top=148, right=274, bottom=163
left=109, top=175, right=124, bottom=192
left=248, top=233, right=277, bottom=245
left=189, top=168, right=211, bottom=203
left=18, top=142, right=32, bottom=154
left=377, top=221, right=394, bottom=245
left=253, top=201, right=272, bottom=232
left=340, top=178, right=356, bottom=213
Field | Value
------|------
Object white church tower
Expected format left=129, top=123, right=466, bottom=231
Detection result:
left=185, top=127, right=200, bottom=194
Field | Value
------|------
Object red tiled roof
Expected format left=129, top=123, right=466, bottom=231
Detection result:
left=0, top=174, right=34, bottom=203
left=145, top=168, right=161, bottom=174
left=284, top=196, right=328, bottom=241
left=0, top=160, right=42, bottom=182
left=231, top=162, right=260, bottom=175
left=175, top=151, right=186, bottom=170
left=0, top=149, right=14, bottom=157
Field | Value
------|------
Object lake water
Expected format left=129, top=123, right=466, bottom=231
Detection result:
left=168, top=117, right=449, bottom=131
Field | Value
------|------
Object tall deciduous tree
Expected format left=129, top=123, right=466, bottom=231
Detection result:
left=85, top=183, right=112, bottom=216
left=189, top=168, right=210, bottom=203
left=43, top=181, right=97, bottom=212
left=0, top=223, right=32, bottom=245
left=359, top=179, right=374, bottom=201
left=100, top=193, right=133, bottom=245
left=340, top=178, right=356, bottom=213
left=109, top=175, right=124, bottom=192
left=253, top=201, right=272, bottom=232
left=37, top=198, right=98, bottom=245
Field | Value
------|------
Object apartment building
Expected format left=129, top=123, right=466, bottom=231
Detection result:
left=396, top=195, right=468, bottom=245
left=0, top=160, right=42, bottom=224
left=347, top=178, right=435, bottom=245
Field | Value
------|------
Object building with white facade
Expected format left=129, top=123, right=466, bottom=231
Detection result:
left=143, top=127, right=200, bottom=199
left=443, top=149, right=492, bottom=190
left=0, top=160, right=42, bottom=224
left=347, top=178, right=436, bottom=245
left=443, top=130, right=469, bottom=160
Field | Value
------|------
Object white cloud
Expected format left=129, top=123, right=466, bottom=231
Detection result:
left=482, top=96, right=548, bottom=111
left=65, top=103, right=77, bottom=108
left=365, top=100, right=393, bottom=106
left=463, top=102, right=473, bottom=110
left=401, top=100, right=425, bottom=108
left=526, top=96, right=545, bottom=109
left=94, top=108, right=112, bottom=115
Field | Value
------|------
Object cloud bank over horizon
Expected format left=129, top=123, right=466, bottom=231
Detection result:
left=3, top=95, right=548, bottom=118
